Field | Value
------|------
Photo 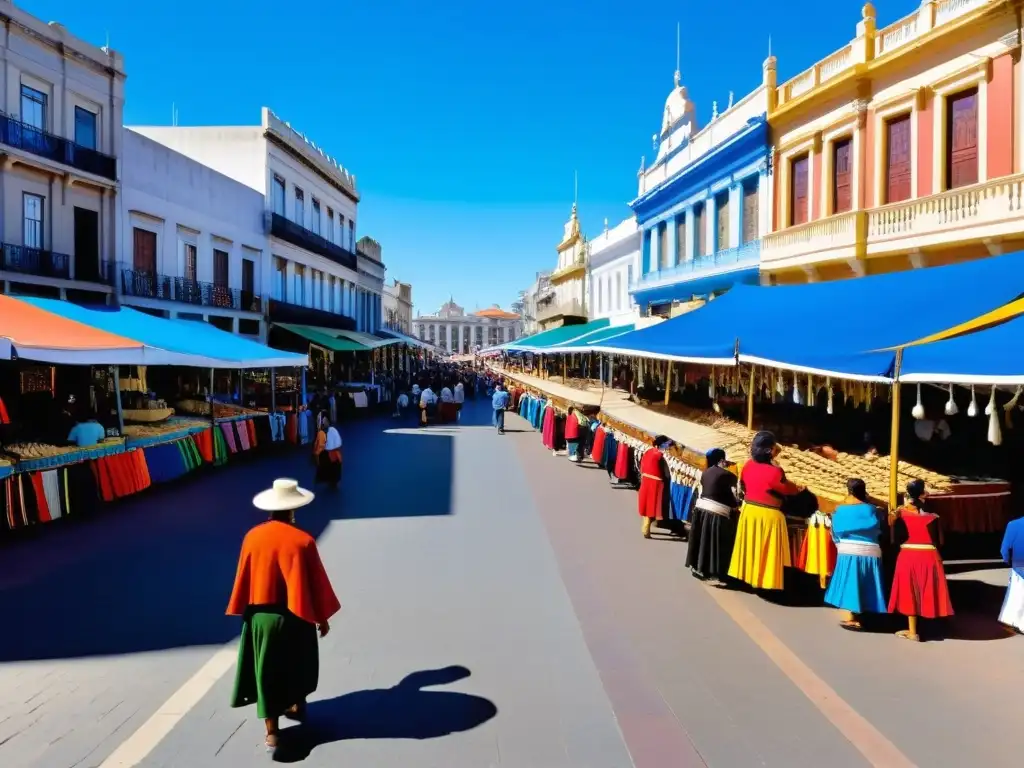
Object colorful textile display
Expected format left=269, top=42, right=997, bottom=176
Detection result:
left=2, top=463, right=99, bottom=530
left=92, top=449, right=151, bottom=502
left=144, top=437, right=203, bottom=485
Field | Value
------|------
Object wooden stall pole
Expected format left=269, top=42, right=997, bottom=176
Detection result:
left=664, top=361, right=672, bottom=406
left=113, top=365, right=126, bottom=436
left=562, top=355, right=567, bottom=382
left=209, top=368, right=216, bottom=427
left=746, top=365, right=756, bottom=430
left=270, top=368, right=277, bottom=412
left=888, top=349, right=904, bottom=512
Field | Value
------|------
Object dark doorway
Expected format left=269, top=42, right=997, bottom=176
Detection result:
left=73, top=207, right=100, bottom=283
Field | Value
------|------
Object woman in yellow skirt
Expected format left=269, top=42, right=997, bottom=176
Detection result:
left=728, top=431, right=803, bottom=590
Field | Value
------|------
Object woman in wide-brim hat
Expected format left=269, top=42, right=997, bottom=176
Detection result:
left=226, top=479, right=341, bottom=753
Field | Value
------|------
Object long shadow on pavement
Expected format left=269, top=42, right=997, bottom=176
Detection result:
left=272, top=666, right=498, bottom=763
left=0, top=404, right=498, bottom=662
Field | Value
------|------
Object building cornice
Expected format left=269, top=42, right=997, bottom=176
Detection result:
left=263, top=108, right=359, bottom=203
left=1, top=3, right=125, bottom=78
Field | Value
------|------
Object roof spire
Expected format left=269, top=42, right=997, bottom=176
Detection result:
left=674, top=22, right=681, bottom=87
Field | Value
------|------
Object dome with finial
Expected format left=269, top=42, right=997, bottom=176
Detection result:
left=661, top=69, right=697, bottom=139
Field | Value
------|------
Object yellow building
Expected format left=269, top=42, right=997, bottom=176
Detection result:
left=761, top=0, right=1023, bottom=284
left=537, top=204, right=589, bottom=329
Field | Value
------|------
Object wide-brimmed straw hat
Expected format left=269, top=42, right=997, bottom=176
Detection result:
left=253, top=478, right=315, bottom=512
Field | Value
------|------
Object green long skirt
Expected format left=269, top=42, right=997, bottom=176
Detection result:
left=230, top=607, right=319, bottom=719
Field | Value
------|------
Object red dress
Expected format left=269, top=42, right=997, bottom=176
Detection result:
left=888, top=511, right=954, bottom=618
left=591, top=426, right=606, bottom=463
left=614, top=441, right=630, bottom=480
left=637, top=448, right=666, bottom=519
left=541, top=405, right=555, bottom=449
left=564, top=413, right=580, bottom=441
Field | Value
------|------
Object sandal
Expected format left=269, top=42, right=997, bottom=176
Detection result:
left=895, top=629, right=921, bottom=642
left=265, top=730, right=280, bottom=752
left=839, top=620, right=863, bottom=631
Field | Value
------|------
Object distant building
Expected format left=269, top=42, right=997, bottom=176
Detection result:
left=414, top=299, right=520, bottom=354
left=588, top=217, right=641, bottom=323
left=537, top=204, right=588, bottom=330
left=382, top=278, right=413, bottom=334
left=517, top=271, right=552, bottom=336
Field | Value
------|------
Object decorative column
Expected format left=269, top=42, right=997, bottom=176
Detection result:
left=446, top=324, right=453, bottom=353
left=649, top=227, right=661, bottom=272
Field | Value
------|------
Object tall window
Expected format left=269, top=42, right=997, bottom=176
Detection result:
left=23, top=193, right=44, bottom=249
left=183, top=243, right=198, bottom=282
left=716, top=192, right=730, bottom=252
left=627, top=264, right=634, bottom=293
left=658, top=222, right=670, bottom=269
left=213, top=249, right=229, bottom=286
left=675, top=213, right=688, bottom=262
left=742, top=182, right=759, bottom=244
left=242, top=258, right=255, bottom=296
left=327, top=208, right=334, bottom=242
left=74, top=107, right=97, bottom=149
left=294, top=188, right=304, bottom=225
left=886, top=115, right=912, bottom=203
left=832, top=138, right=853, bottom=214
left=294, top=264, right=305, bottom=306
left=615, top=273, right=623, bottom=310
left=273, top=257, right=287, bottom=301
left=348, top=220, right=355, bottom=249
left=338, top=215, right=345, bottom=246
left=20, top=85, right=46, bottom=129
left=597, top=278, right=604, bottom=313
left=272, top=175, right=286, bottom=215
left=790, top=154, right=809, bottom=226
left=694, top=203, right=707, bottom=257
left=311, top=199, right=321, bottom=236
left=133, top=228, right=156, bottom=273
left=946, top=88, right=979, bottom=190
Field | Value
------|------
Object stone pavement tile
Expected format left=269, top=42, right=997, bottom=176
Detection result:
left=139, top=404, right=632, bottom=767
left=506, top=410, right=870, bottom=768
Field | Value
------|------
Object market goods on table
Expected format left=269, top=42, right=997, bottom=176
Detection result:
left=175, top=399, right=260, bottom=419
left=122, top=417, right=208, bottom=439
left=4, top=438, right=124, bottom=461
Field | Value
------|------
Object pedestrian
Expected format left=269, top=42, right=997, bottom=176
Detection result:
left=454, top=379, right=465, bottom=420
left=227, top=478, right=340, bottom=755
left=638, top=435, right=673, bottom=538
left=564, top=406, right=582, bottom=462
left=492, top=382, right=510, bottom=434
left=686, top=448, right=739, bottom=583
left=312, top=412, right=343, bottom=489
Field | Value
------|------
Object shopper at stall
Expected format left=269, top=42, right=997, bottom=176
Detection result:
left=311, top=413, right=342, bottom=489
left=728, top=431, right=802, bottom=590
left=888, top=479, right=954, bottom=641
left=492, top=383, right=510, bottom=434
left=67, top=415, right=106, bottom=448
left=638, top=435, right=673, bottom=539
left=686, top=448, right=738, bottom=583
left=227, top=479, right=340, bottom=755
left=998, top=514, right=1024, bottom=633
left=454, top=380, right=465, bottom=420
left=419, top=383, right=437, bottom=426
left=823, top=478, right=887, bottom=630
left=564, top=406, right=582, bottom=463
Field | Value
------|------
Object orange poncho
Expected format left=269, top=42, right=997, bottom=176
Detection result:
left=226, top=520, right=341, bottom=626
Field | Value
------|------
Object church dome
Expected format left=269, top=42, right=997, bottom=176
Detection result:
left=661, top=71, right=696, bottom=138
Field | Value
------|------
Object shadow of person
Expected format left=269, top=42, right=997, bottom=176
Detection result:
left=273, top=666, right=497, bottom=762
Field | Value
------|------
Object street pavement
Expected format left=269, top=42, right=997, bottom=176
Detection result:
left=0, top=398, right=1020, bottom=767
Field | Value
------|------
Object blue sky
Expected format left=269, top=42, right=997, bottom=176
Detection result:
left=24, top=0, right=921, bottom=316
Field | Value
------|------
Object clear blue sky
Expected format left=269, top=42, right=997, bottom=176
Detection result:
left=24, top=0, right=919, bottom=316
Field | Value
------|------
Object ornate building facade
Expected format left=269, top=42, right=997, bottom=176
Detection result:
left=536, top=205, right=589, bottom=330
left=382, top=278, right=413, bottom=334
left=761, top=0, right=1020, bottom=283
left=414, top=299, right=521, bottom=354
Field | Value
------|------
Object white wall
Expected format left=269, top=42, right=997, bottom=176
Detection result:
left=119, top=128, right=268, bottom=297
left=128, top=126, right=267, bottom=194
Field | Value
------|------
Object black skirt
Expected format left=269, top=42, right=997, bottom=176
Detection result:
left=685, top=505, right=737, bottom=579
left=315, top=453, right=342, bottom=485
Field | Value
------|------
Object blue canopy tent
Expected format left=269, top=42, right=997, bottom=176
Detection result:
left=900, top=312, right=1024, bottom=385
left=16, top=298, right=308, bottom=368
left=591, top=252, right=1024, bottom=380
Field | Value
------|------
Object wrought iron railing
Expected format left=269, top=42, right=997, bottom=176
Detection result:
left=0, top=243, right=71, bottom=279
left=266, top=212, right=357, bottom=271
left=0, top=114, right=117, bottom=181
left=118, top=267, right=263, bottom=312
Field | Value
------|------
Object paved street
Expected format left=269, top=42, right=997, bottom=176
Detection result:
left=0, top=399, right=1021, bottom=767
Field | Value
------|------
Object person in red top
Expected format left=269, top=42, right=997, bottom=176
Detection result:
left=727, top=431, right=802, bottom=590
left=227, top=479, right=341, bottom=754
left=564, top=407, right=582, bottom=463
left=638, top=435, right=673, bottom=538
left=888, top=479, right=953, bottom=641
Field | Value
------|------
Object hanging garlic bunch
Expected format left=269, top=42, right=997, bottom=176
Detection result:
left=776, top=371, right=785, bottom=399
left=709, top=366, right=716, bottom=399
left=911, top=384, right=925, bottom=420
left=944, top=384, right=959, bottom=416
left=826, top=377, right=834, bottom=415
left=792, top=371, right=803, bottom=405
left=988, top=387, right=1003, bottom=445
left=967, top=385, right=979, bottom=417
left=807, top=375, right=816, bottom=407
left=865, top=383, right=873, bottom=413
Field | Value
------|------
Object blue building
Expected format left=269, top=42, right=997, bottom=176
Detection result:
left=630, top=58, right=775, bottom=316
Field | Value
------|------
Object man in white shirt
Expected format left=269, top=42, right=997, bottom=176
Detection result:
left=454, top=381, right=465, bottom=420
left=419, top=386, right=437, bottom=426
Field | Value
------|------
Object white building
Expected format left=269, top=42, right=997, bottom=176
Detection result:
left=130, top=108, right=381, bottom=335
left=382, top=278, right=413, bottom=335
left=517, top=271, right=551, bottom=336
left=0, top=0, right=123, bottom=302
left=588, top=217, right=641, bottom=323
left=414, top=299, right=520, bottom=355
left=116, top=128, right=268, bottom=339
left=537, top=204, right=588, bottom=330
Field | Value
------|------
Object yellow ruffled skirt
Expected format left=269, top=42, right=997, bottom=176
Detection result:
left=727, top=501, right=791, bottom=590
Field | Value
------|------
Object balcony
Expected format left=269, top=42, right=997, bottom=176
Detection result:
left=550, top=257, right=586, bottom=284
left=267, top=212, right=357, bottom=271
left=117, top=267, right=262, bottom=313
left=639, top=241, right=761, bottom=287
left=867, top=174, right=1024, bottom=257
left=0, top=114, right=117, bottom=181
left=761, top=211, right=863, bottom=270
left=0, top=243, right=71, bottom=280
left=536, top=298, right=586, bottom=324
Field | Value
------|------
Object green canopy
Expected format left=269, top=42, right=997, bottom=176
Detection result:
left=509, top=318, right=610, bottom=351
left=543, top=323, right=636, bottom=352
left=275, top=323, right=370, bottom=352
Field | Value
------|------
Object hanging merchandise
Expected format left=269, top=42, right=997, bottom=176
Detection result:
left=806, top=375, right=816, bottom=408
left=944, top=385, right=959, bottom=416
left=967, top=386, right=979, bottom=417
left=1003, top=386, right=1023, bottom=429
left=985, top=386, right=996, bottom=417
left=826, top=378, right=834, bottom=415
left=775, top=371, right=785, bottom=399
left=989, top=388, right=1003, bottom=446
left=912, top=384, right=925, bottom=420
left=792, top=371, right=802, bottom=405
left=865, top=383, right=873, bottom=413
